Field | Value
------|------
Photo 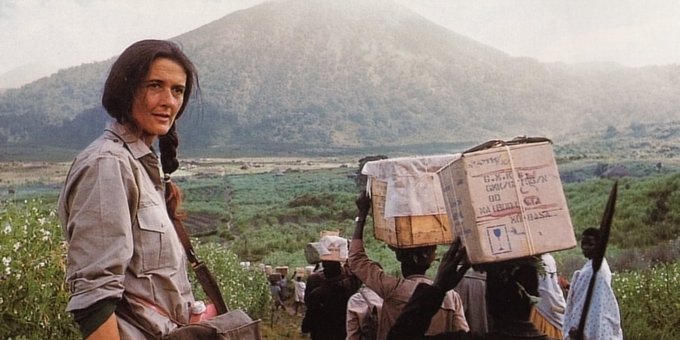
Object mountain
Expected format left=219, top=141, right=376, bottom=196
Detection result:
left=0, top=62, right=59, bottom=90
left=0, top=0, right=679, bottom=158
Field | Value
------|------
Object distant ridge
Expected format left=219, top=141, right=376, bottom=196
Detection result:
left=0, top=62, right=58, bottom=89
left=0, top=0, right=678, bottom=158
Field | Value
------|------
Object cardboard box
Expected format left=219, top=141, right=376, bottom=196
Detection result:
left=370, top=179, right=453, bottom=248
left=305, top=231, right=349, bottom=263
left=268, top=272, right=282, bottom=283
left=437, top=140, right=576, bottom=263
left=264, top=265, right=273, bottom=275
left=275, top=266, right=289, bottom=277
left=294, top=267, right=305, bottom=279
left=320, top=230, right=339, bottom=238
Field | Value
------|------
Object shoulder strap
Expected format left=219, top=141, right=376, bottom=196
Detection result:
left=132, top=144, right=230, bottom=315
left=165, top=179, right=229, bottom=314
left=358, top=289, right=378, bottom=340
left=358, top=289, right=373, bottom=309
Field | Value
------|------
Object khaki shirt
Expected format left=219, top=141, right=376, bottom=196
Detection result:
left=348, top=240, right=469, bottom=340
left=58, top=121, right=194, bottom=339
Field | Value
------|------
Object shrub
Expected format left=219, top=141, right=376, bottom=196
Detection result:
left=0, top=199, right=79, bottom=339
left=0, top=199, right=270, bottom=339
left=192, top=241, right=270, bottom=319
left=614, top=261, right=680, bottom=339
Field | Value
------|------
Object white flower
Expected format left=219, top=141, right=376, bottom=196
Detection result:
left=2, top=257, right=10, bottom=275
left=13, top=242, right=21, bottom=252
left=38, top=217, right=46, bottom=226
left=2, top=223, right=10, bottom=234
left=41, top=229, right=52, bottom=241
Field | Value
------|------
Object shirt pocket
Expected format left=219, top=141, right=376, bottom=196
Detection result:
left=136, top=205, right=176, bottom=271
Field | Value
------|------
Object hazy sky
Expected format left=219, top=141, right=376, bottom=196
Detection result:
left=1, top=0, right=679, bottom=78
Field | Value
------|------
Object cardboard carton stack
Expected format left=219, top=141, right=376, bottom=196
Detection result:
left=437, top=138, right=576, bottom=263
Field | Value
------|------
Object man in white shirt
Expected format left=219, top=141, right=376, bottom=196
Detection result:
left=563, top=228, right=623, bottom=340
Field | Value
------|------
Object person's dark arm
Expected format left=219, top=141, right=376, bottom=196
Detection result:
left=304, top=273, right=322, bottom=304
left=349, top=190, right=402, bottom=296
left=353, top=190, right=371, bottom=240
left=432, top=238, right=470, bottom=293
left=340, top=261, right=363, bottom=294
left=72, top=297, right=120, bottom=339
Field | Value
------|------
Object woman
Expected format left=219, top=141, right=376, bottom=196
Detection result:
left=58, top=39, right=199, bottom=339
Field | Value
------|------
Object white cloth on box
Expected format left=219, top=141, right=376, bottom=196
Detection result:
left=318, top=235, right=349, bottom=260
left=362, top=154, right=460, bottom=218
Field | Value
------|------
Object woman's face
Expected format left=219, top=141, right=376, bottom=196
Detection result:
left=131, top=57, right=187, bottom=145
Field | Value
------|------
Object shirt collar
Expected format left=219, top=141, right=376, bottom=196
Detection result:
left=105, top=120, right=154, bottom=159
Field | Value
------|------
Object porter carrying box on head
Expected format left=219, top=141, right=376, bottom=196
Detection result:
left=363, top=155, right=459, bottom=248
left=437, top=137, right=576, bottom=264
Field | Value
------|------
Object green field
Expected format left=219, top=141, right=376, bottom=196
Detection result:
left=1, top=157, right=679, bottom=339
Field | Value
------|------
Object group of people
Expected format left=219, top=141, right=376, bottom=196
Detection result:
left=300, top=191, right=624, bottom=340
left=269, top=271, right=307, bottom=316
left=56, top=39, right=623, bottom=339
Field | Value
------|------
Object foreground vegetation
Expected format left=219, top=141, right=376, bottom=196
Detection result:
left=0, top=199, right=268, bottom=339
left=1, top=159, right=679, bottom=339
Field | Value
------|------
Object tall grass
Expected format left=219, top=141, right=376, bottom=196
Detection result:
left=224, top=168, right=358, bottom=265
left=0, top=198, right=269, bottom=339
left=0, top=199, right=79, bottom=339
left=564, top=173, right=680, bottom=247
left=614, top=261, right=680, bottom=339
left=3, top=166, right=680, bottom=338
left=217, top=168, right=680, bottom=338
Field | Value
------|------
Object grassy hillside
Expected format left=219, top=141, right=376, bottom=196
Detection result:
left=2, top=156, right=679, bottom=338
left=176, top=160, right=680, bottom=276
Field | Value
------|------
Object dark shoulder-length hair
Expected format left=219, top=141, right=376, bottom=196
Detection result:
left=102, top=39, right=198, bottom=127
